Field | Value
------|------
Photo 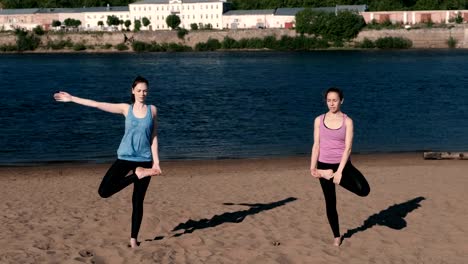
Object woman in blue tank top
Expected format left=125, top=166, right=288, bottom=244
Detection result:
left=54, top=76, right=161, bottom=248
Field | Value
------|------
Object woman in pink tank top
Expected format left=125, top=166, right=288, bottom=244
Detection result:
left=310, top=87, right=370, bottom=247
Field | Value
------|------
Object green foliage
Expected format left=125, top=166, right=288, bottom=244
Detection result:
left=355, top=38, right=376, bottom=48
left=33, top=25, right=45, bottom=35
left=366, top=19, right=402, bottom=30
left=221, top=36, right=238, bottom=49
left=455, top=13, right=463, bottom=24
left=166, top=15, right=181, bottom=30
left=447, top=36, right=457, bottom=48
left=98, top=21, right=104, bottom=27
left=134, top=20, right=141, bottom=32
left=46, top=38, right=73, bottom=50
left=296, top=9, right=365, bottom=42
left=131, top=40, right=191, bottom=52
left=51, top=20, right=61, bottom=27
left=0, top=44, right=17, bottom=52
left=14, top=28, right=40, bottom=51
left=72, top=42, right=86, bottom=51
left=195, top=38, right=221, bottom=51
left=190, top=23, right=198, bottom=30
left=64, top=18, right=81, bottom=28
left=106, top=15, right=120, bottom=27
left=142, top=17, right=151, bottom=27
left=375, top=36, right=413, bottom=49
left=177, top=27, right=189, bottom=39
left=101, top=43, right=113, bottom=49
left=124, top=20, right=131, bottom=30
left=1, top=0, right=468, bottom=12
left=115, top=43, right=129, bottom=51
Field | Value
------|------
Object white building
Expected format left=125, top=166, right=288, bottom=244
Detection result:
left=82, top=6, right=130, bottom=31
left=129, top=0, right=230, bottom=30
left=223, top=9, right=275, bottom=29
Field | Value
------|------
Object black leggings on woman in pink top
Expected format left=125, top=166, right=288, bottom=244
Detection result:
left=317, top=160, right=370, bottom=238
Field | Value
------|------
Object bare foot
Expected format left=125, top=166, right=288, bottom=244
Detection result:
left=129, top=238, right=139, bottom=248
left=135, top=167, right=159, bottom=179
left=317, top=169, right=334, bottom=180
left=333, top=237, right=341, bottom=246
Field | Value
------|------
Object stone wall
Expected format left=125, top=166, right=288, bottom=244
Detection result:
left=356, top=26, right=467, bottom=48
left=1, top=26, right=467, bottom=50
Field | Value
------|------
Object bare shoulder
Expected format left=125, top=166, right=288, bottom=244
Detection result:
left=314, top=115, right=322, bottom=125
left=345, top=115, right=353, bottom=126
left=150, top=105, right=157, bottom=117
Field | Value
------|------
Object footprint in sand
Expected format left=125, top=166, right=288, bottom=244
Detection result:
left=78, top=249, right=94, bottom=258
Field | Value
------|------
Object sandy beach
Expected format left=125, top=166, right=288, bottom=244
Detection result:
left=1, top=153, right=467, bottom=263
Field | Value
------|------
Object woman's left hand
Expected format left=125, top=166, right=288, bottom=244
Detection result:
left=152, top=163, right=162, bottom=175
left=332, top=171, right=342, bottom=184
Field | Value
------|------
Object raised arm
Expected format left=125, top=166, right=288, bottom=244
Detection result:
left=333, top=117, right=353, bottom=184
left=310, top=116, right=321, bottom=177
left=150, top=105, right=162, bottom=174
left=54, top=91, right=128, bottom=115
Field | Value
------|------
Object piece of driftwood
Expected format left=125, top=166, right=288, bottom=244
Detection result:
left=423, top=152, right=468, bottom=160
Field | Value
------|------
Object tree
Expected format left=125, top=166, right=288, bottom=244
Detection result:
left=64, top=18, right=81, bottom=28
left=142, top=17, right=151, bottom=27
left=166, top=14, right=181, bottom=30
left=33, top=25, right=45, bottom=35
left=124, top=20, right=131, bottom=30
left=52, top=20, right=61, bottom=27
left=190, top=23, right=198, bottom=30
left=106, top=15, right=120, bottom=27
left=98, top=21, right=104, bottom=27
left=295, top=9, right=365, bottom=42
left=134, top=20, right=141, bottom=32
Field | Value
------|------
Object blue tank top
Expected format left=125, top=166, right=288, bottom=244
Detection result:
left=117, top=105, right=153, bottom=162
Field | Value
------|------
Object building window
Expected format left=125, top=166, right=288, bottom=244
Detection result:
left=216, top=14, right=218, bottom=18
left=216, top=23, right=218, bottom=27
left=149, top=7, right=151, bottom=11
left=144, top=7, right=146, bottom=11
left=134, top=7, right=136, bottom=11
left=182, top=15, right=184, bottom=19
left=211, top=14, right=213, bottom=18
left=211, top=5, right=213, bottom=9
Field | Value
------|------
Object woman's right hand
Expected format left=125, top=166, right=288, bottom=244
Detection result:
left=54, top=91, right=72, bottom=102
left=310, top=168, right=320, bottom=178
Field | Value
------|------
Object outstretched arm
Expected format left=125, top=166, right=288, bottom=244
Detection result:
left=54, top=91, right=128, bottom=115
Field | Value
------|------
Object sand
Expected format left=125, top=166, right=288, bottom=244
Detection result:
left=1, top=153, right=467, bottom=263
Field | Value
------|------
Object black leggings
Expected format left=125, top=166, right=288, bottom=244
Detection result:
left=317, top=160, right=370, bottom=238
left=98, top=159, right=152, bottom=239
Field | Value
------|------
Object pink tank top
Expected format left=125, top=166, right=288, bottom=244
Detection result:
left=318, top=113, right=347, bottom=164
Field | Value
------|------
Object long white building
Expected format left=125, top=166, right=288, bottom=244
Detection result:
left=129, top=0, right=230, bottom=30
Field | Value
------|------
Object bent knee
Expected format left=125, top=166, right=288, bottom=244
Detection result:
left=98, top=189, right=112, bottom=198
left=359, top=187, right=370, bottom=197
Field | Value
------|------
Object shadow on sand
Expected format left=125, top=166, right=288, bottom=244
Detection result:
left=342, top=196, right=426, bottom=242
left=167, top=197, right=297, bottom=238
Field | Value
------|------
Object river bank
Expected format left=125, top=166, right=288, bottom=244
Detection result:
left=1, top=25, right=467, bottom=53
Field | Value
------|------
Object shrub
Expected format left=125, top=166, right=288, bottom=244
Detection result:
left=15, top=28, right=40, bottom=51
left=221, top=36, right=238, bottom=49
left=447, top=36, right=457, bottom=48
left=33, top=25, right=45, bottom=35
left=132, top=41, right=151, bottom=52
left=177, top=28, right=189, bottom=39
left=101, top=43, right=112, bottom=49
left=190, top=23, right=198, bottom=30
left=375, top=36, right=412, bottom=49
left=116, top=43, right=129, bottom=50
left=356, top=38, right=375, bottom=48
left=46, top=39, right=73, bottom=50
left=72, top=43, right=86, bottom=51
left=0, top=44, right=17, bottom=52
